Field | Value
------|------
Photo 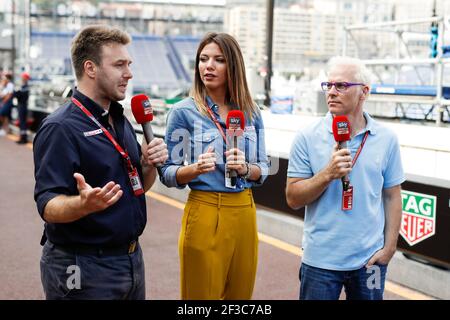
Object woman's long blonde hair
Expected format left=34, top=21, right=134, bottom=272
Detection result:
left=190, top=32, right=258, bottom=121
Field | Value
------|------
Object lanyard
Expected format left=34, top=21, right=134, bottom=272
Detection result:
left=206, top=106, right=228, bottom=144
left=72, top=97, right=135, bottom=171
left=351, top=131, right=369, bottom=167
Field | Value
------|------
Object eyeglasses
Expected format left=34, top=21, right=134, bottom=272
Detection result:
left=321, top=82, right=365, bottom=92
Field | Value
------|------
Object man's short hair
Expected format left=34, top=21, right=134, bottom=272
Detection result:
left=71, top=25, right=131, bottom=80
left=327, top=56, right=372, bottom=87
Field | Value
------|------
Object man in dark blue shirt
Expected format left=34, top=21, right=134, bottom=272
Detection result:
left=33, top=25, right=168, bottom=300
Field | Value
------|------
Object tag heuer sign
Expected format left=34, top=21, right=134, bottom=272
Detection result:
left=400, top=190, right=437, bottom=246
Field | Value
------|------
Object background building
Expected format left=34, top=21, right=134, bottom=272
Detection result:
left=1, top=0, right=450, bottom=103
left=29, top=0, right=224, bottom=36
left=226, top=0, right=394, bottom=77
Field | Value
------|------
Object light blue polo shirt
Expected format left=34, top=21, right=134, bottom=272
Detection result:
left=287, top=112, right=405, bottom=270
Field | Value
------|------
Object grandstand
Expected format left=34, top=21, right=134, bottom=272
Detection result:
left=168, top=35, right=201, bottom=82
left=129, top=34, right=181, bottom=94
left=29, top=31, right=200, bottom=97
left=30, top=32, right=73, bottom=77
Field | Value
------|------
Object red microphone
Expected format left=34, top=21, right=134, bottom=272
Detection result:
left=226, top=110, right=245, bottom=133
left=131, top=94, right=161, bottom=168
left=226, top=110, right=245, bottom=187
left=332, top=115, right=351, bottom=190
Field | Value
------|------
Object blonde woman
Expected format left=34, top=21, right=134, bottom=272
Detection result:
left=160, top=32, right=269, bottom=300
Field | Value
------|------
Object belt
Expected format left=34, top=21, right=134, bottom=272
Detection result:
left=50, top=240, right=139, bottom=256
left=188, top=189, right=254, bottom=208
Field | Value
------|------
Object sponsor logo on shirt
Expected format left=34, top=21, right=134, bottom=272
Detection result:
left=83, top=129, right=103, bottom=137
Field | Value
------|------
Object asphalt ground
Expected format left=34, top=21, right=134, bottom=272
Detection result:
left=0, top=134, right=433, bottom=300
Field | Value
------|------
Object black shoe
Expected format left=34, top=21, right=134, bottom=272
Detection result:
left=16, top=134, right=28, bottom=144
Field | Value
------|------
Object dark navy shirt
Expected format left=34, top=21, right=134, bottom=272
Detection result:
left=14, top=83, right=29, bottom=107
left=33, top=89, right=146, bottom=247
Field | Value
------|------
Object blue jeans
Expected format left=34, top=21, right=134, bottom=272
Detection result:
left=0, top=99, right=13, bottom=118
left=299, top=262, right=387, bottom=300
left=40, top=241, right=146, bottom=300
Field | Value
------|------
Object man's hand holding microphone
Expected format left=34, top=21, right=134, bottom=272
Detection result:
left=324, top=143, right=352, bottom=182
left=140, top=138, right=168, bottom=169
left=328, top=115, right=352, bottom=189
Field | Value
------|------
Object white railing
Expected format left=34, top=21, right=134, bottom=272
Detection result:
left=343, top=16, right=450, bottom=126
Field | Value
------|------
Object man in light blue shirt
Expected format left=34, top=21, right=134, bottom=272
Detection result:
left=286, top=56, right=404, bottom=300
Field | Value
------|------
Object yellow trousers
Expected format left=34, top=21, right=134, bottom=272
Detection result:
left=179, top=189, right=258, bottom=300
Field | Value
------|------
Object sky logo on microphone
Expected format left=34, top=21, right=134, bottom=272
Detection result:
left=337, top=121, right=349, bottom=135
left=142, top=99, right=153, bottom=115
left=229, top=117, right=241, bottom=129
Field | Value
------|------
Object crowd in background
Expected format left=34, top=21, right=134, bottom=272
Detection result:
left=0, top=69, right=30, bottom=144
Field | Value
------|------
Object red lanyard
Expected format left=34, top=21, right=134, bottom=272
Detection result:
left=206, top=106, right=228, bottom=144
left=351, top=131, right=369, bottom=167
left=72, top=97, right=135, bottom=171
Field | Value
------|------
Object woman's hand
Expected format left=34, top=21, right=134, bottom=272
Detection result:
left=225, top=148, right=246, bottom=175
left=196, top=146, right=217, bottom=174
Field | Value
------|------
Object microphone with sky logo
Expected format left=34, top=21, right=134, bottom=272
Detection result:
left=332, top=115, right=351, bottom=191
left=131, top=94, right=161, bottom=168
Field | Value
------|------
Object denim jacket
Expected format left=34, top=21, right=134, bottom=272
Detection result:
left=160, top=96, right=269, bottom=192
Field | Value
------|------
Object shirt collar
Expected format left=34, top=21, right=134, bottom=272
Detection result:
left=205, top=96, right=242, bottom=115
left=363, top=112, right=377, bottom=135
left=325, top=111, right=377, bottom=136
left=205, top=95, right=218, bottom=111
left=72, top=88, right=124, bottom=124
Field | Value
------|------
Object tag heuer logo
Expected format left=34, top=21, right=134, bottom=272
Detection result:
left=400, top=190, right=437, bottom=246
